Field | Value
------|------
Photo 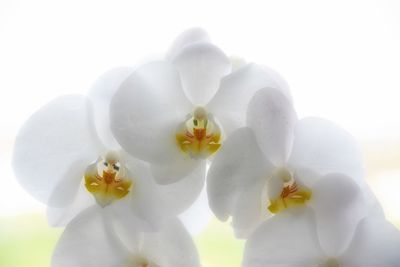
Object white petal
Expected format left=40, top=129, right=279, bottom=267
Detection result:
left=294, top=164, right=383, bottom=221
left=51, top=206, right=128, bottom=267
left=207, top=63, right=291, bottom=135
left=361, top=183, right=385, bottom=218
left=109, top=157, right=183, bottom=231
left=207, top=127, right=274, bottom=230
left=231, top=178, right=270, bottom=238
left=309, top=173, right=367, bottom=257
left=292, top=167, right=322, bottom=188
left=261, top=65, right=292, bottom=102
left=243, top=208, right=324, bottom=267
left=289, top=117, right=364, bottom=182
left=108, top=200, right=158, bottom=238
left=46, top=161, right=88, bottom=208
left=110, top=61, right=191, bottom=164
left=246, top=88, right=297, bottom=166
left=157, top=161, right=206, bottom=214
left=140, top=218, right=201, bottom=267
left=173, top=42, right=231, bottom=105
left=12, top=95, right=102, bottom=204
left=166, top=28, right=210, bottom=60
left=88, top=67, right=134, bottom=149
left=122, top=149, right=205, bottom=214
left=150, top=156, right=202, bottom=184
left=179, top=186, right=213, bottom=235
left=47, top=180, right=95, bottom=227
left=340, top=218, right=400, bottom=267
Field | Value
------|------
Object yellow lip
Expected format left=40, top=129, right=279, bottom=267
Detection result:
left=84, top=154, right=133, bottom=207
left=268, top=181, right=312, bottom=214
left=176, top=107, right=222, bottom=159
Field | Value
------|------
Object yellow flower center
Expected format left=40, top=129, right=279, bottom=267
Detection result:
left=267, top=168, right=312, bottom=214
left=124, top=254, right=160, bottom=267
left=318, top=258, right=340, bottom=267
left=175, top=107, right=222, bottom=159
left=84, top=151, right=133, bottom=207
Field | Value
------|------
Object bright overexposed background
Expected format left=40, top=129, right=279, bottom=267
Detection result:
left=1, top=0, right=400, bottom=266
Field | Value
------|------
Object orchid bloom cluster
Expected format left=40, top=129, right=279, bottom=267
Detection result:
left=12, top=28, right=400, bottom=267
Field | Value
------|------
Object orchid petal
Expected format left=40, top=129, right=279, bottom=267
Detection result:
left=243, top=208, right=324, bottom=267
left=166, top=28, right=210, bottom=60
left=310, top=173, right=367, bottom=257
left=340, top=218, right=400, bottom=267
left=207, top=127, right=274, bottom=231
left=12, top=95, right=101, bottom=204
left=140, top=218, right=201, bottom=267
left=46, top=160, right=89, bottom=208
left=173, top=42, right=231, bottom=105
left=47, top=180, right=94, bottom=227
left=289, top=117, right=364, bottom=182
left=179, top=186, right=213, bottom=235
left=207, top=63, right=291, bottom=135
left=51, top=207, right=127, bottom=267
left=246, top=88, right=297, bottom=166
left=157, top=161, right=206, bottom=214
left=110, top=61, right=191, bottom=164
left=112, top=159, right=172, bottom=231
left=231, top=178, right=270, bottom=238
left=362, top=183, right=385, bottom=218
left=88, top=67, right=134, bottom=149
left=109, top=155, right=201, bottom=232
left=150, top=157, right=202, bottom=184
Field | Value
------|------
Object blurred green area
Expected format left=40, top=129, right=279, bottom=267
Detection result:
left=0, top=213, right=244, bottom=267
left=0, top=214, right=62, bottom=267
left=195, top=220, right=244, bottom=267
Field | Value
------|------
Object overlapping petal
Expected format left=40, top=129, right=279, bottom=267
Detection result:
left=53, top=207, right=200, bottom=267
left=157, top=161, right=206, bottom=214
left=173, top=42, right=231, bottom=105
left=138, top=218, right=201, bottom=267
left=341, top=218, right=400, bottom=267
left=88, top=67, right=134, bottom=149
left=207, top=127, right=274, bottom=231
left=107, top=154, right=204, bottom=231
left=150, top=156, right=202, bottom=184
left=231, top=179, right=269, bottom=238
left=288, top=117, right=364, bottom=181
left=12, top=95, right=102, bottom=204
left=13, top=91, right=198, bottom=228
left=110, top=61, right=191, bottom=164
left=247, top=88, right=297, bottom=166
left=243, top=172, right=399, bottom=267
left=309, top=173, right=366, bottom=256
left=47, top=180, right=94, bottom=227
left=166, top=28, right=210, bottom=60
left=109, top=164, right=168, bottom=231
left=179, top=186, right=213, bottom=235
left=52, top=207, right=127, bottom=267
left=243, top=208, right=324, bottom=267
left=207, top=64, right=291, bottom=135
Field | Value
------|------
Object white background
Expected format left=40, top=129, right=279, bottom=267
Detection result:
left=0, top=0, right=399, bottom=221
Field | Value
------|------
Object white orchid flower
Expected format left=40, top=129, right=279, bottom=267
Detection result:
left=207, top=87, right=382, bottom=238
left=110, top=28, right=290, bottom=185
left=243, top=176, right=400, bottom=267
left=12, top=69, right=204, bottom=228
left=52, top=207, right=201, bottom=267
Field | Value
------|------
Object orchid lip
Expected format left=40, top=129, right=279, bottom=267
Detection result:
left=84, top=151, right=133, bottom=207
left=176, top=106, right=222, bottom=159
left=124, top=254, right=160, bottom=267
left=267, top=168, right=312, bottom=214
left=317, top=258, right=340, bottom=267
